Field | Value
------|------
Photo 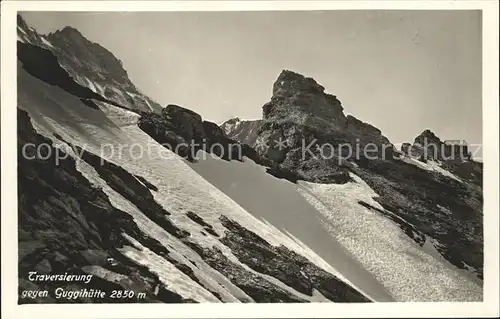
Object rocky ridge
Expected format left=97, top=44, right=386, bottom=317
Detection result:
left=17, top=15, right=162, bottom=114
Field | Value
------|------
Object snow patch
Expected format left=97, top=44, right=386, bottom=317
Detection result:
left=83, top=77, right=99, bottom=94
left=297, top=173, right=482, bottom=301
left=119, top=234, right=221, bottom=303
left=40, top=37, right=54, bottom=48
left=18, top=26, right=27, bottom=35
left=400, top=156, right=462, bottom=182
left=97, top=103, right=140, bottom=127
left=92, top=81, right=106, bottom=96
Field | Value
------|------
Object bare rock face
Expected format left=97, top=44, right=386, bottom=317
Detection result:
left=250, top=70, right=395, bottom=184
left=346, top=115, right=392, bottom=147
left=48, top=26, right=130, bottom=87
left=138, top=105, right=261, bottom=163
left=17, top=41, right=123, bottom=110
left=162, top=105, right=206, bottom=144
left=401, top=142, right=413, bottom=156
left=138, top=105, right=208, bottom=161
left=263, top=70, right=347, bottom=132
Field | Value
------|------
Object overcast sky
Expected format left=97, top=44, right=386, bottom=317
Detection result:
left=21, top=10, right=482, bottom=148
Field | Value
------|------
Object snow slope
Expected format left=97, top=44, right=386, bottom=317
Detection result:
left=297, top=174, right=482, bottom=301
left=18, top=65, right=368, bottom=302
left=189, top=154, right=482, bottom=301
left=189, top=154, right=393, bottom=301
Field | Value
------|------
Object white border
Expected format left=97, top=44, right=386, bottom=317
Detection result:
left=2, top=1, right=499, bottom=318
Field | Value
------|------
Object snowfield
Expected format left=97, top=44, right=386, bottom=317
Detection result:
left=399, top=155, right=463, bottom=182
left=297, top=174, right=482, bottom=301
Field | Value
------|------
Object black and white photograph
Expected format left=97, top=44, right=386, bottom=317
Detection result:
left=1, top=1, right=499, bottom=318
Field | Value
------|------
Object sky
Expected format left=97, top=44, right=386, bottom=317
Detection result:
left=21, top=10, right=482, bottom=150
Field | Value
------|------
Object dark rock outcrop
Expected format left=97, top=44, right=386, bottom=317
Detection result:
left=178, top=215, right=370, bottom=303
left=138, top=105, right=242, bottom=162
left=218, top=216, right=370, bottom=302
left=138, top=104, right=300, bottom=183
left=186, top=211, right=219, bottom=237
left=180, top=239, right=306, bottom=303
left=72, top=143, right=190, bottom=240
left=133, top=175, right=158, bottom=191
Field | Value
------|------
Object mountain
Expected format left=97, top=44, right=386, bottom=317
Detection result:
left=16, top=14, right=483, bottom=304
left=220, top=117, right=263, bottom=147
left=17, top=15, right=162, bottom=114
left=224, top=70, right=483, bottom=279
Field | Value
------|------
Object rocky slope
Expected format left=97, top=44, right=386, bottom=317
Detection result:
left=16, top=14, right=483, bottom=304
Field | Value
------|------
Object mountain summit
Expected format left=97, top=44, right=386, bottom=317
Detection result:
left=223, top=69, right=394, bottom=184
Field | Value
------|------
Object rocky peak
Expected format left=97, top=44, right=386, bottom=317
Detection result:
left=17, top=14, right=40, bottom=44
left=17, top=14, right=30, bottom=31
left=272, top=70, right=326, bottom=96
left=414, top=129, right=442, bottom=146
left=251, top=70, right=396, bottom=184
left=402, top=129, right=470, bottom=162
left=220, top=117, right=263, bottom=147
left=17, top=14, right=162, bottom=113
left=47, top=26, right=129, bottom=83
left=52, top=26, right=84, bottom=38
left=263, top=70, right=346, bottom=134
left=220, top=117, right=240, bottom=134
left=223, top=117, right=240, bottom=125
left=163, top=104, right=203, bottom=121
